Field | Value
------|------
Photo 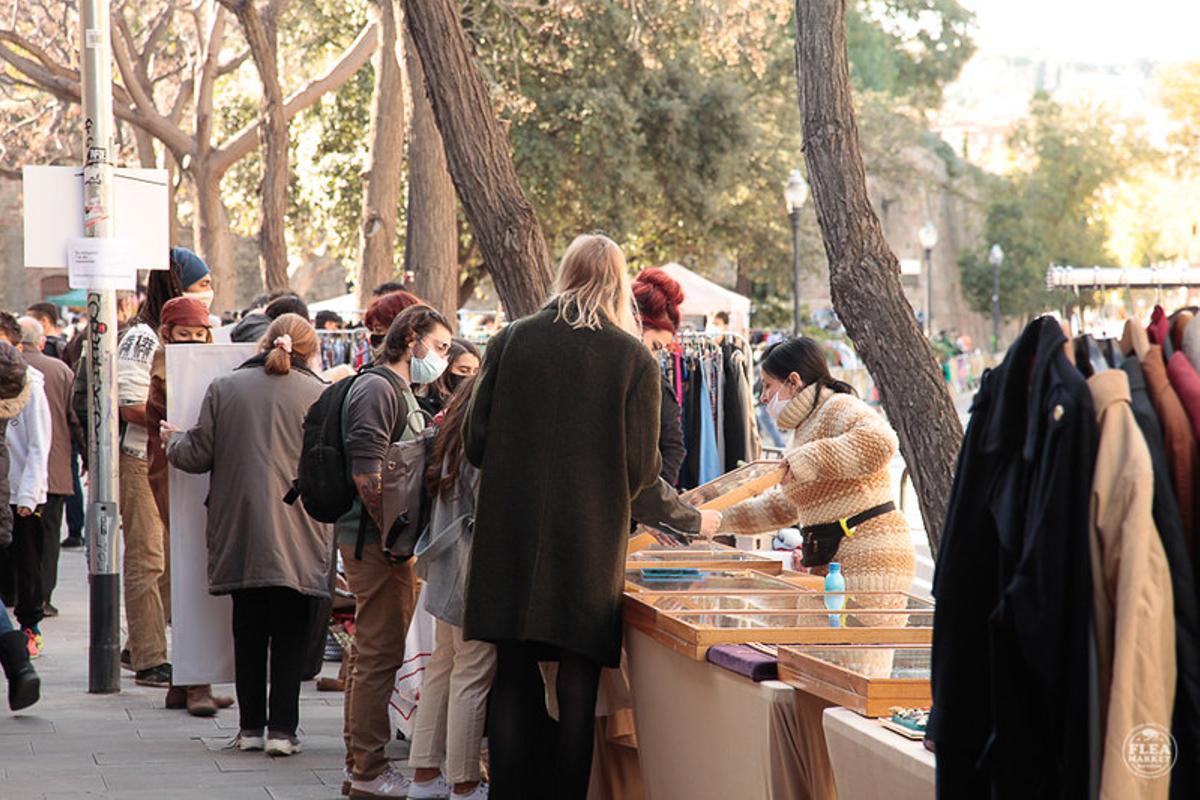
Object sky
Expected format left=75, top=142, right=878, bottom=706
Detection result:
left=959, top=0, right=1200, bottom=64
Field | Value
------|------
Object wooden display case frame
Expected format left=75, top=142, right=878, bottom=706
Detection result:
left=623, top=589, right=933, bottom=659
left=777, top=644, right=931, bottom=717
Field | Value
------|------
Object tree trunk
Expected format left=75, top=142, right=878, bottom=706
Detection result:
left=193, top=160, right=237, bottom=312
left=357, top=0, right=406, bottom=307
left=794, top=0, right=962, bottom=555
left=223, top=0, right=291, bottom=292
left=403, top=0, right=553, bottom=319
left=404, top=26, right=458, bottom=327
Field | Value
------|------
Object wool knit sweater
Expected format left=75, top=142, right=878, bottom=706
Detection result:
left=720, top=383, right=915, bottom=596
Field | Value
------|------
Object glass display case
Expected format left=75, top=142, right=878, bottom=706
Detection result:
left=624, top=581, right=933, bottom=659
left=776, top=644, right=932, bottom=717
left=624, top=569, right=799, bottom=593
left=626, top=545, right=783, bottom=574
left=680, top=460, right=787, bottom=509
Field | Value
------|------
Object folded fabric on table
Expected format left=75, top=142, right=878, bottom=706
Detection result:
left=706, top=644, right=778, bottom=681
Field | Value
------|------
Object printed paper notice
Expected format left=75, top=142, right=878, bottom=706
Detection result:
left=66, top=237, right=136, bottom=291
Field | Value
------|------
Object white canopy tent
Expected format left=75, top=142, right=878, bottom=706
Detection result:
left=659, top=262, right=752, bottom=336
left=308, top=292, right=362, bottom=319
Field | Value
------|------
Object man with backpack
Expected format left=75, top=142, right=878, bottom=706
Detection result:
left=288, top=304, right=452, bottom=799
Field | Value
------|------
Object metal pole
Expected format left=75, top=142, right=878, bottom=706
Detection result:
left=790, top=211, right=801, bottom=336
left=80, top=0, right=121, bottom=694
left=991, top=259, right=1001, bottom=352
left=924, top=248, right=933, bottom=336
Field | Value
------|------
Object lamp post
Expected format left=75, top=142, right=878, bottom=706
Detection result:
left=784, top=169, right=809, bottom=336
left=989, top=243, right=1004, bottom=352
left=919, top=221, right=939, bottom=336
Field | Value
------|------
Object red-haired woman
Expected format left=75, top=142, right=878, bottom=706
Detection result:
left=633, top=268, right=687, bottom=485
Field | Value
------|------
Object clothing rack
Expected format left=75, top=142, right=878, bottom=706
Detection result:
left=316, top=329, right=373, bottom=371
left=661, top=330, right=759, bottom=490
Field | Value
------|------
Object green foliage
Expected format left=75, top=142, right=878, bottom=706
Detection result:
left=847, top=0, right=976, bottom=106
left=959, top=94, right=1146, bottom=320
left=456, top=0, right=971, bottom=326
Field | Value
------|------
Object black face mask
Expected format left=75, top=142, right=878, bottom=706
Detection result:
left=444, top=373, right=464, bottom=394
left=369, top=332, right=385, bottom=348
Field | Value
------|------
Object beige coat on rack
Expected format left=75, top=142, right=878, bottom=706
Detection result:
left=1087, top=370, right=1176, bottom=800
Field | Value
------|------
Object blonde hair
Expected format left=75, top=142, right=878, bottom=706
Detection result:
left=259, top=313, right=317, bottom=375
left=551, top=234, right=639, bottom=334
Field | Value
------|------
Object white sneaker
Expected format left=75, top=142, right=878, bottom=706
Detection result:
left=408, top=774, right=451, bottom=799
left=264, top=735, right=302, bottom=757
left=452, top=785, right=488, bottom=800
left=235, top=731, right=265, bottom=751
left=349, top=767, right=413, bottom=799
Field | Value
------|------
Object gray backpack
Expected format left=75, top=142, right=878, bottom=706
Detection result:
left=379, top=408, right=435, bottom=561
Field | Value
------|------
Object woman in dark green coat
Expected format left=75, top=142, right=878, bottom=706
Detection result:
left=464, top=234, right=719, bottom=799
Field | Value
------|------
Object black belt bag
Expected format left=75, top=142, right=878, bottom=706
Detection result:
left=800, top=502, right=896, bottom=568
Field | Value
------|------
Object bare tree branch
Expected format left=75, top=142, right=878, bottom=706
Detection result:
left=110, top=16, right=192, bottom=156
left=209, top=20, right=377, bottom=176
left=215, top=48, right=250, bottom=76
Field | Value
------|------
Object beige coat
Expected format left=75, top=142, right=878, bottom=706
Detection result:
left=166, top=357, right=333, bottom=597
left=1087, top=370, right=1175, bottom=800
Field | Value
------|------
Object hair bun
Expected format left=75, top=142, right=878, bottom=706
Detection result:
left=633, top=268, right=684, bottom=332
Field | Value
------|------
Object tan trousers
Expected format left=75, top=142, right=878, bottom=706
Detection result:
left=340, top=542, right=417, bottom=781
left=119, top=453, right=170, bottom=671
left=408, top=619, right=496, bottom=784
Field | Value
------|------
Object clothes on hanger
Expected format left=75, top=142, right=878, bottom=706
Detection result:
left=1086, top=370, right=1176, bottom=800
left=317, top=329, right=373, bottom=371
left=931, top=317, right=1097, bottom=798
left=663, top=333, right=758, bottom=489
left=1121, top=356, right=1200, bottom=800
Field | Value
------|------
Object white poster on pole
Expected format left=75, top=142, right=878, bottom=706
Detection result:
left=22, top=165, right=170, bottom=270
left=66, top=237, right=136, bottom=290
left=167, top=343, right=257, bottom=686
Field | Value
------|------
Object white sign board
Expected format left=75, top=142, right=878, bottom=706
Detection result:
left=900, top=259, right=923, bottom=276
left=66, top=237, right=136, bottom=290
left=22, top=165, right=169, bottom=270
left=167, top=343, right=257, bottom=686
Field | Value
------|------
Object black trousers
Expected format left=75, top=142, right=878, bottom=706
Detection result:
left=40, top=495, right=66, bottom=605
left=66, top=446, right=85, bottom=539
left=487, top=640, right=602, bottom=800
left=230, top=586, right=315, bottom=736
left=9, top=509, right=45, bottom=630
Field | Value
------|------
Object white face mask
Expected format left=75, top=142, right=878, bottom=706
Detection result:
left=188, top=289, right=215, bottom=311
left=410, top=347, right=448, bottom=385
left=766, top=382, right=800, bottom=422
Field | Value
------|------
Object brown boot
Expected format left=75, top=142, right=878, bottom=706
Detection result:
left=316, top=677, right=344, bottom=692
left=186, top=685, right=218, bottom=717
left=213, top=691, right=234, bottom=709
left=165, top=685, right=187, bottom=709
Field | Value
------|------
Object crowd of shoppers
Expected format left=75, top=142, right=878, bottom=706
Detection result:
left=0, top=230, right=914, bottom=800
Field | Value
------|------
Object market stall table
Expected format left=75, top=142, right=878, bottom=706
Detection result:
left=822, top=707, right=935, bottom=800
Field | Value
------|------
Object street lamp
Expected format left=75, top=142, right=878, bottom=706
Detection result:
left=988, top=243, right=1004, bottom=352
left=919, top=221, right=939, bottom=335
left=784, top=169, right=809, bottom=337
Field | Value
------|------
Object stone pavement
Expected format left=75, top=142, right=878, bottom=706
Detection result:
left=0, top=548, right=403, bottom=800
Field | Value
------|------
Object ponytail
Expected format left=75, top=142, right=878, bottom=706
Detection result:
left=259, top=313, right=317, bottom=375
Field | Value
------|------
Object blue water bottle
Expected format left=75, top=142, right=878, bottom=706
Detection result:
left=824, top=562, right=846, bottom=627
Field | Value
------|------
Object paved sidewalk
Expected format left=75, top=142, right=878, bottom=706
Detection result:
left=0, top=548, right=396, bottom=800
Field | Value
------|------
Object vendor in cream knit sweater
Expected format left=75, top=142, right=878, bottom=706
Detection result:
left=719, top=338, right=915, bottom=597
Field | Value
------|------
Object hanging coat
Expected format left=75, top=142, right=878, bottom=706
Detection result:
left=929, top=317, right=1098, bottom=799
left=1123, top=357, right=1200, bottom=799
